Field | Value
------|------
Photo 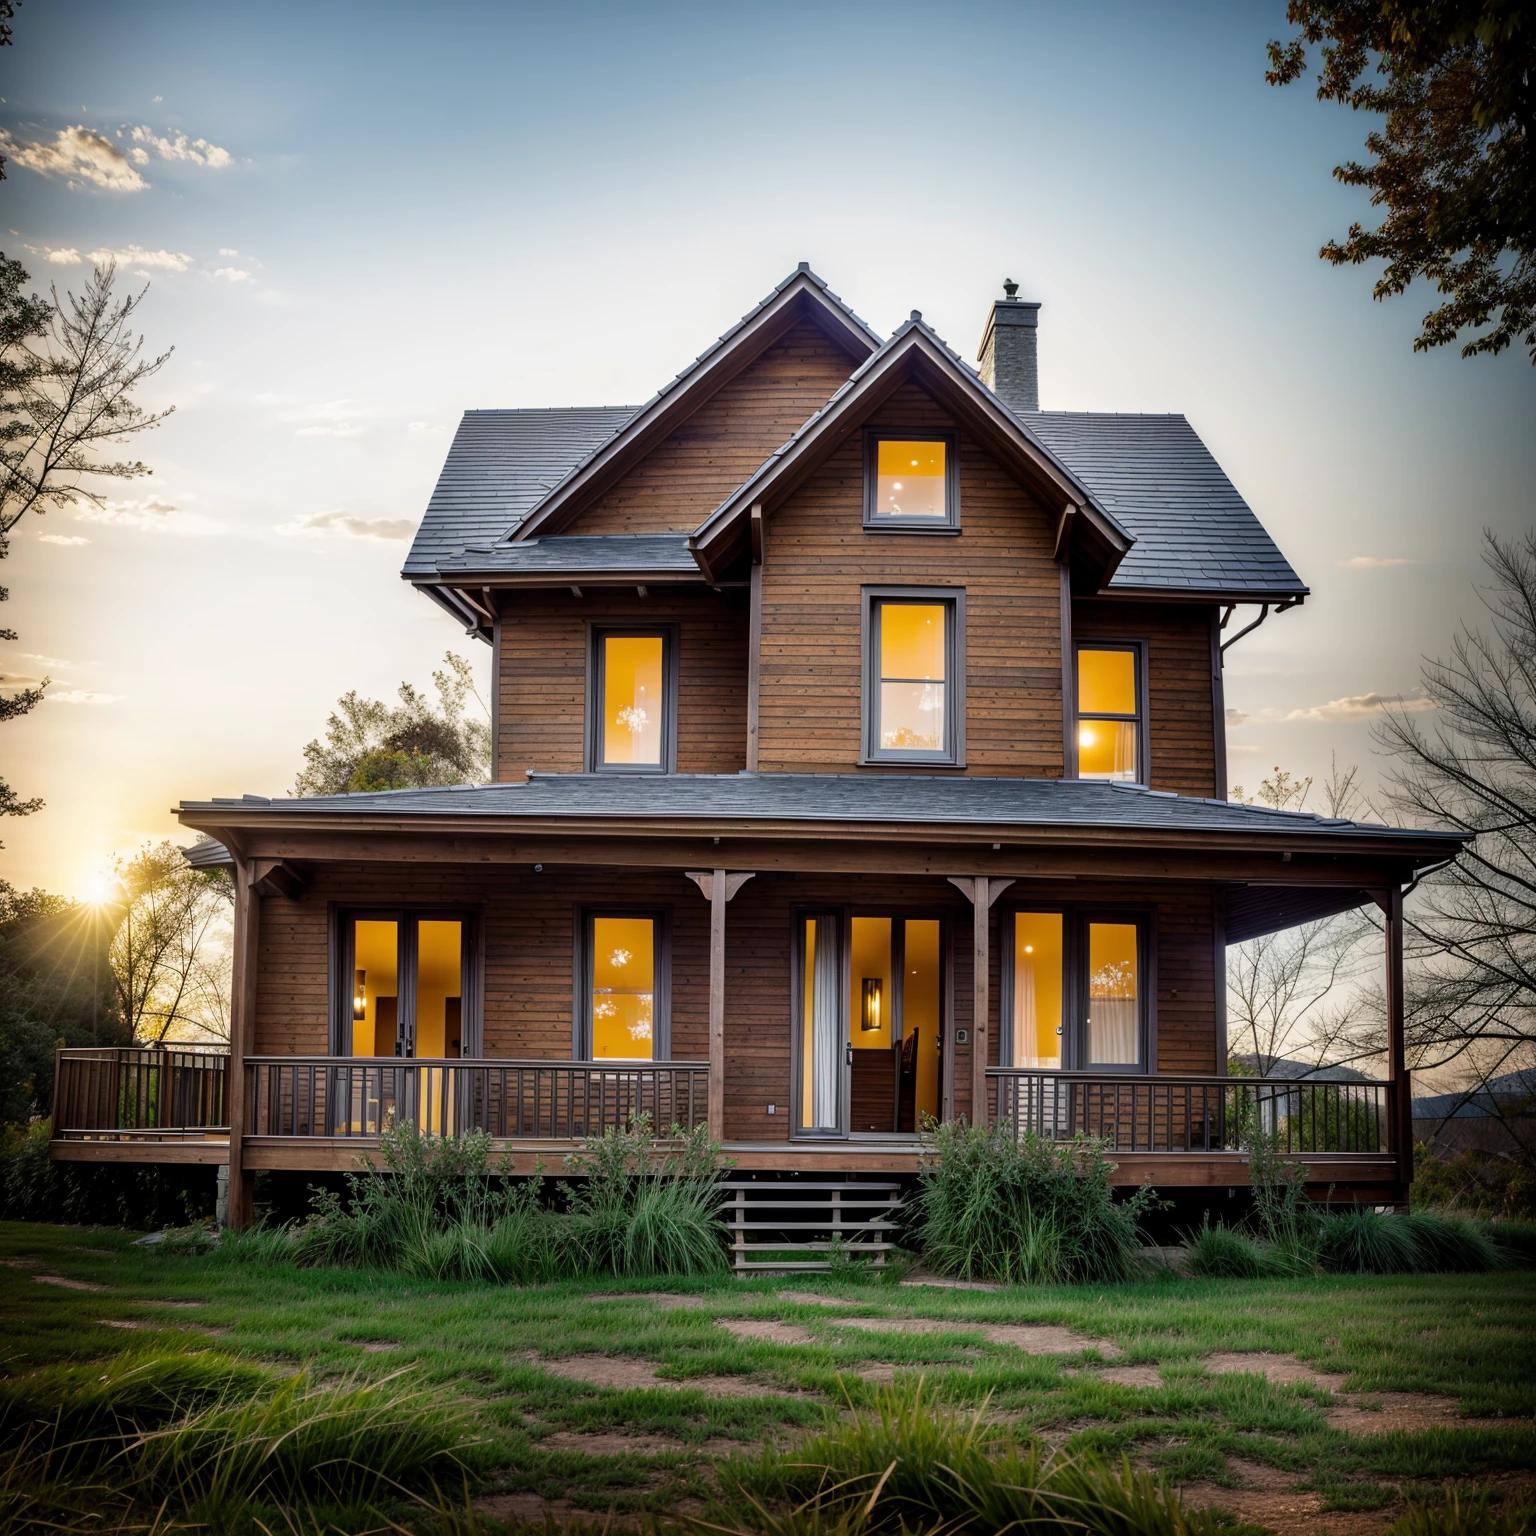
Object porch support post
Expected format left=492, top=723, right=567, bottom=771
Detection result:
left=1384, top=883, right=1411, bottom=1206
left=225, top=855, right=261, bottom=1229
left=948, top=876, right=1015, bottom=1128
left=686, top=869, right=756, bottom=1140
left=746, top=504, right=764, bottom=772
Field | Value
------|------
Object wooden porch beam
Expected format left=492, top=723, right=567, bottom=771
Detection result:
left=225, top=857, right=261, bottom=1228
left=947, top=876, right=1015, bottom=1125
left=685, top=869, right=756, bottom=1137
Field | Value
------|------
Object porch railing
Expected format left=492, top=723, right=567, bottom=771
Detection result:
left=244, top=1057, right=710, bottom=1140
left=52, top=1046, right=230, bottom=1140
left=988, top=1069, right=1391, bottom=1155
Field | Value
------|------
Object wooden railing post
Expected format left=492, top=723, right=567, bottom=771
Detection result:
left=1384, top=884, right=1412, bottom=1207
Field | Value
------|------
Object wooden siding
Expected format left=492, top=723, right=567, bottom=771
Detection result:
left=251, top=867, right=1221, bottom=1137
left=495, top=588, right=747, bottom=780
left=568, top=321, right=856, bottom=536
left=757, top=383, right=1065, bottom=776
left=1073, top=599, right=1220, bottom=798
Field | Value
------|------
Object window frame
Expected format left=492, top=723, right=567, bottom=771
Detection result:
left=586, top=623, right=680, bottom=775
left=575, top=905, right=673, bottom=1062
left=860, top=586, right=967, bottom=767
left=1072, top=640, right=1149, bottom=787
left=998, top=906, right=1155, bottom=1075
left=329, top=905, right=483, bottom=1059
left=862, top=430, right=961, bottom=533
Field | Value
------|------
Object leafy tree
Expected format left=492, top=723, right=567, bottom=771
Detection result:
left=295, top=652, right=491, bottom=796
left=109, top=842, right=232, bottom=1045
left=1268, top=1, right=1536, bottom=361
left=0, top=878, right=123, bottom=1125
left=1376, top=530, right=1536, bottom=1141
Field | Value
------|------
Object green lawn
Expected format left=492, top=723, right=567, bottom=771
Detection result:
left=2, top=1220, right=1534, bottom=1533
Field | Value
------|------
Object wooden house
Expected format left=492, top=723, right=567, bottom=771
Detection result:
left=51, top=268, right=1462, bottom=1227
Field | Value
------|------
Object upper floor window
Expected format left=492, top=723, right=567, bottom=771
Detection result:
left=862, top=589, right=965, bottom=766
left=863, top=434, right=959, bottom=531
left=589, top=626, right=676, bottom=773
left=1075, top=643, right=1144, bottom=783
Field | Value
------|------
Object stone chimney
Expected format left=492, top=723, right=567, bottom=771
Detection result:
left=977, top=279, right=1040, bottom=413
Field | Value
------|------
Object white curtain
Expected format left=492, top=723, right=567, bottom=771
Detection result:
left=1012, top=961, right=1037, bottom=1069
left=811, top=916, right=842, bottom=1130
left=1089, top=994, right=1138, bottom=1064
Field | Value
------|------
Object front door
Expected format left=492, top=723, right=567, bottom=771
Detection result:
left=796, top=912, right=944, bottom=1139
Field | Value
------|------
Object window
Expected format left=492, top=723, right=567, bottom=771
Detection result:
left=863, top=434, right=959, bottom=530
left=862, top=589, right=965, bottom=765
left=1075, top=644, right=1144, bottom=783
left=1003, top=910, right=1146, bottom=1072
left=581, top=911, right=670, bottom=1060
left=337, top=911, right=477, bottom=1059
left=589, top=627, right=677, bottom=772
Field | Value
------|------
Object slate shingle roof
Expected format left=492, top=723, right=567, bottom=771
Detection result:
left=181, top=772, right=1456, bottom=853
left=1022, top=412, right=1307, bottom=599
left=437, top=533, right=697, bottom=577
left=403, top=407, right=636, bottom=579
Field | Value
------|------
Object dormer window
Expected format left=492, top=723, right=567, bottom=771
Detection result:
left=1075, top=643, right=1145, bottom=783
left=862, top=588, right=966, bottom=766
left=863, top=433, right=959, bottom=531
left=589, top=626, right=677, bottom=773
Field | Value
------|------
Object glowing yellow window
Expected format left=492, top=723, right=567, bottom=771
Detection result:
left=1087, top=922, right=1140, bottom=1066
left=872, top=439, right=949, bottom=521
left=1076, top=647, right=1140, bottom=782
left=877, top=602, right=948, bottom=754
left=600, top=634, right=665, bottom=767
left=591, top=915, right=656, bottom=1060
left=350, top=919, right=399, bottom=1057
left=414, top=920, right=463, bottom=1060
left=1011, top=913, right=1064, bottom=1069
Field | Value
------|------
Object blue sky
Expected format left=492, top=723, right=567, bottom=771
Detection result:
left=3, top=0, right=1533, bottom=894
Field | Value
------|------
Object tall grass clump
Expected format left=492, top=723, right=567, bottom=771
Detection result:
left=1316, top=1206, right=1424, bottom=1274
left=912, top=1122, right=1156, bottom=1284
left=563, top=1115, right=728, bottom=1276
left=1400, top=1211, right=1501, bottom=1273
left=1184, top=1218, right=1270, bottom=1279
left=724, top=1380, right=1220, bottom=1536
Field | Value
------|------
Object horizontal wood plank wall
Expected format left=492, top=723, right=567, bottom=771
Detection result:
left=569, top=321, right=858, bottom=535
left=496, top=589, right=747, bottom=780
left=252, top=868, right=1220, bottom=1120
left=253, top=864, right=713, bottom=1062
left=1072, top=599, right=1220, bottom=799
left=758, top=383, right=1064, bottom=775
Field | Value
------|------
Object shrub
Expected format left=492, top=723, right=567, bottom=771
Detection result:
left=1184, top=1219, right=1270, bottom=1279
left=1402, top=1211, right=1502, bottom=1273
left=912, top=1122, right=1157, bottom=1285
left=1317, top=1207, right=1422, bottom=1274
left=725, top=1379, right=1216, bottom=1536
left=1412, top=1142, right=1536, bottom=1220
left=1488, top=1220, right=1536, bottom=1269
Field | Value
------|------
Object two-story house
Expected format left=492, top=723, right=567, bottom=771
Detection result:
left=51, top=268, right=1462, bottom=1228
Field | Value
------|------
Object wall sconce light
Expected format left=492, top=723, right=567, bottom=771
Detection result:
left=860, top=977, right=882, bottom=1033
left=353, top=970, right=367, bottom=1021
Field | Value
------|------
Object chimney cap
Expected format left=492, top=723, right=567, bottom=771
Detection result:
left=910, top=309, right=922, bottom=323
left=1002, top=278, right=1019, bottom=299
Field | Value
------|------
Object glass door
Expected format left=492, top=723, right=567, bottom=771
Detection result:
left=798, top=913, right=846, bottom=1136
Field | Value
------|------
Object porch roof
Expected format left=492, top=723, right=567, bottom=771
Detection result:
left=180, top=772, right=1463, bottom=861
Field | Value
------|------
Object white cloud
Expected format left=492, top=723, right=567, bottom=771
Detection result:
left=38, top=534, right=90, bottom=545
left=296, top=423, right=366, bottom=438
left=77, top=495, right=178, bottom=527
left=1283, top=692, right=1437, bottom=723
left=0, top=124, right=147, bottom=190
left=19, top=652, right=75, bottom=668
left=48, top=689, right=121, bottom=705
left=1343, top=556, right=1421, bottom=568
left=45, top=247, right=82, bottom=265
left=129, top=125, right=232, bottom=168
left=408, top=421, right=446, bottom=436
left=277, top=511, right=417, bottom=542
left=87, top=244, right=193, bottom=272
left=129, top=146, right=150, bottom=166
left=1224, top=707, right=1251, bottom=727
left=218, top=247, right=239, bottom=256
left=210, top=266, right=252, bottom=283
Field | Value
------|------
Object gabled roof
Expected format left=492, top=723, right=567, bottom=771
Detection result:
left=689, top=315, right=1129, bottom=584
left=506, top=265, right=881, bottom=543
left=403, top=406, right=635, bottom=579
left=1023, top=413, right=1308, bottom=602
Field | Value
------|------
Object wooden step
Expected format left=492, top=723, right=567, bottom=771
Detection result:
left=721, top=1179, right=907, bottom=1275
